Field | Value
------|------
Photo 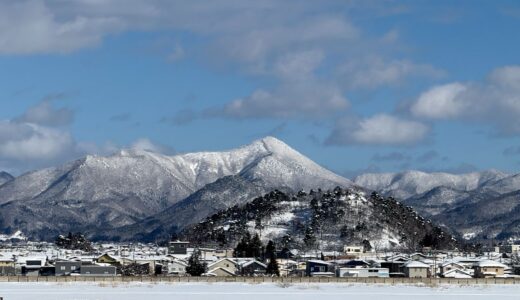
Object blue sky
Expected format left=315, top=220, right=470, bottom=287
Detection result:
left=1, top=0, right=520, bottom=177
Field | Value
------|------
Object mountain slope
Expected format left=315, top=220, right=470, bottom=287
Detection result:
left=94, top=175, right=282, bottom=242
left=354, top=169, right=520, bottom=241
left=0, top=137, right=353, bottom=240
left=181, top=188, right=458, bottom=251
left=0, top=171, right=14, bottom=186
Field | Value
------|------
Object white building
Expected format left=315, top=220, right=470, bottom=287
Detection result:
left=336, top=267, right=389, bottom=278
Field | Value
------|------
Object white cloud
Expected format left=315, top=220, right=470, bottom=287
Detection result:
left=0, top=0, right=123, bottom=54
left=339, top=56, right=444, bottom=89
left=0, top=99, right=174, bottom=173
left=0, top=121, right=74, bottom=161
left=14, top=99, right=74, bottom=126
left=411, top=82, right=468, bottom=118
left=410, top=65, right=520, bottom=134
left=130, top=138, right=175, bottom=154
left=216, top=81, right=349, bottom=119
left=274, top=50, right=324, bottom=80
left=327, top=114, right=429, bottom=145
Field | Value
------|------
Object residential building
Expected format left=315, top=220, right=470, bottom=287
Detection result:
left=167, top=260, right=187, bottom=276
left=81, top=265, right=117, bottom=276
left=305, top=260, right=333, bottom=277
left=168, top=241, right=190, bottom=255
left=403, top=261, right=430, bottom=278
left=343, top=246, right=364, bottom=255
left=55, top=261, right=81, bottom=276
left=240, top=260, right=267, bottom=276
left=473, top=260, right=507, bottom=278
left=336, top=267, right=389, bottom=278
left=207, top=258, right=238, bottom=276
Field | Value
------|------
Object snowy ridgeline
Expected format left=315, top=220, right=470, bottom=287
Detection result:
left=0, top=136, right=354, bottom=241
left=185, top=188, right=457, bottom=252
left=1, top=282, right=520, bottom=300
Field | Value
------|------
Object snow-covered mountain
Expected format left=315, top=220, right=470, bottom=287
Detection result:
left=354, top=170, right=508, bottom=200
left=354, top=169, right=520, bottom=241
left=0, top=137, right=353, bottom=240
left=0, top=171, right=14, bottom=186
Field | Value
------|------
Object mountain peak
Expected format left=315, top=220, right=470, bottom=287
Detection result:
left=254, top=136, right=295, bottom=155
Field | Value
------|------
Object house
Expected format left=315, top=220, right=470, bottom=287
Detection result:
left=168, top=241, right=190, bottom=255
left=240, top=260, right=267, bottom=276
left=55, top=261, right=81, bottom=276
left=277, top=259, right=298, bottom=277
left=340, top=260, right=371, bottom=268
left=336, top=267, right=389, bottom=278
left=81, top=265, right=117, bottom=276
left=305, top=260, right=333, bottom=277
left=440, top=261, right=466, bottom=275
left=214, top=249, right=234, bottom=259
left=381, top=256, right=409, bottom=277
left=410, top=253, right=429, bottom=261
left=22, top=259, right=46, bottom=276
left=403, top=261, right=430, bottom=278
left=473, top=260, right=507, bottom=278
left=96, top=254, right=121, bottom=266
left=167, top=260, right=187, bottom=276
left=0, top=257, right=15, bottom=276
left=343, top=246, right=364, bottom=255
left=207, top=258, right=238, bottom=276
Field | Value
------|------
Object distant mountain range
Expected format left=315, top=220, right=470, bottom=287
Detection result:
left=0, top=137, right=519, bottom=243
left=354, top=170, right=520, bottom=241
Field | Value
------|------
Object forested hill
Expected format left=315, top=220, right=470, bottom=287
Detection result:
left=182, top=187, right=458, bottom=252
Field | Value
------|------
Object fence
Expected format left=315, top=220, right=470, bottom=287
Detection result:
left=0, top=276, right=519, bottom=285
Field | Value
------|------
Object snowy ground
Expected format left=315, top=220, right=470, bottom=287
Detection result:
left=1, top=282, right=520, bottom=300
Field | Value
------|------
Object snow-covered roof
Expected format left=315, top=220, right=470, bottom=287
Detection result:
left=241, top=260, right=267, bottom=268
left=404, top=261, right=430, bottom=268
left=474, top=260, right=507, bottom=268
left=441, top=261, right=465, bottom=268
left=207, top=258, right=238, bottom=269
left=307, top=260, right=332, bottom=265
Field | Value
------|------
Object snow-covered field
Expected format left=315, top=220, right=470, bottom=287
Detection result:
left=1, top=282, right=520, bottom=300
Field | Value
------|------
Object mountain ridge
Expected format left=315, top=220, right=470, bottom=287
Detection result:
left=0, top=137, right=354, bottom=240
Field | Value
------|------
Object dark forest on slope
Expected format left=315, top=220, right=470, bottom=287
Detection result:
left=181, top=187, right=458, bottom=252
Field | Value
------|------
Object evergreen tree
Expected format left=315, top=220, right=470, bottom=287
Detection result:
left=249, top=233, right=263, bottom=258
left=234, top=232, right=252, bottom=257
left=362, top=239, right=372, bottom=252
left=265, top=240, right=276, bottom=259
left=216, top=229, right=227, bottom=247
left=186, top=249, right=206, bottom=276
left=55, top=232, right=93, bottom=252
left=265, top=240, right=280, bottom=276
left=303, top=226, right=316, bottom=250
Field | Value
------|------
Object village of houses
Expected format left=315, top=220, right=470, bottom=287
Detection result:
left=0, top=239, right=519, bottom=281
